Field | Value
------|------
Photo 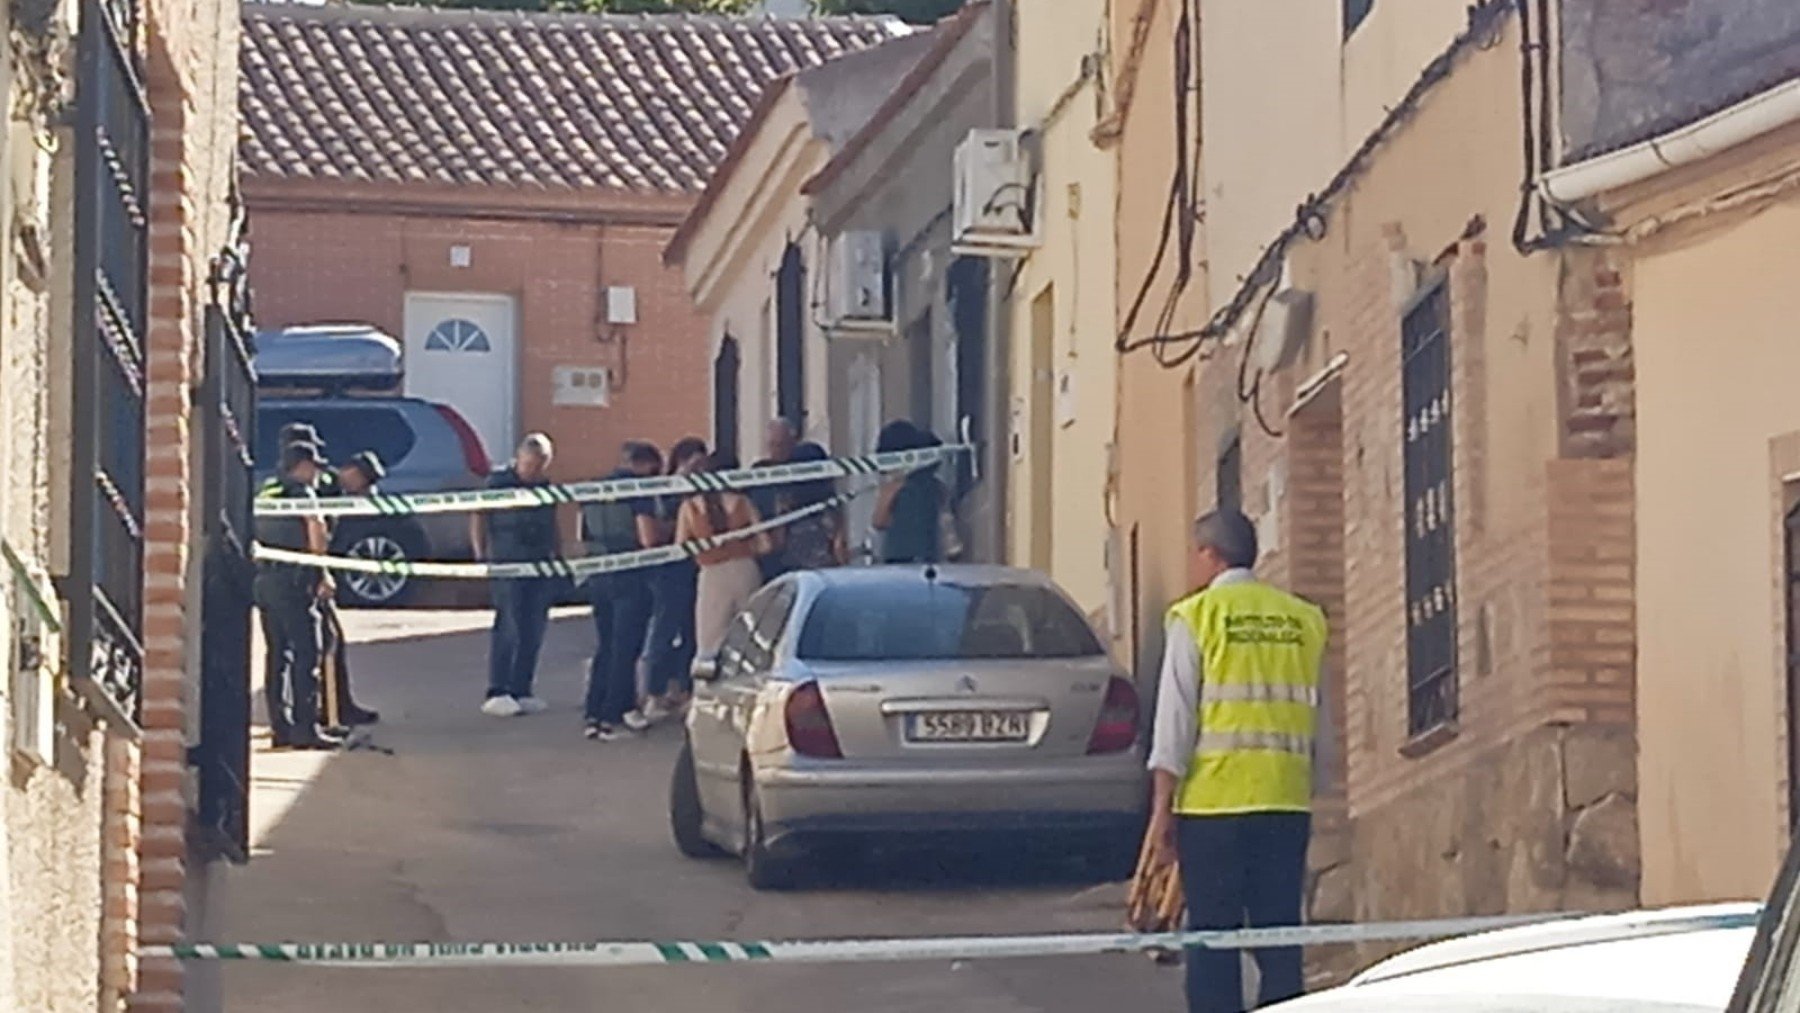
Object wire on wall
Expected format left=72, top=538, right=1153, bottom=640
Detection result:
left=1117, top=0, right=1521, bottom=441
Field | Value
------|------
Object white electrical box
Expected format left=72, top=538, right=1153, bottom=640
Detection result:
left=606, top=286, right=638, bottom=326
left=552, top=365, right=611, bottom=407
left=953, top=129, right=1038, bottom=256
left=827, top=231, right=890, bottom=333
left=449, top=245, right=472, bottom=268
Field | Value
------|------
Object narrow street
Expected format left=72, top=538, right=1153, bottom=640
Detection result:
left=218, top=609, right=1182, bottom=1013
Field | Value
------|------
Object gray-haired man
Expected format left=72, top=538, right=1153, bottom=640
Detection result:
left=473, top=433, right=561, bottom=718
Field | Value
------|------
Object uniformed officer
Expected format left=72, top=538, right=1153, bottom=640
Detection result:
left=255, top=442, right=341, bottom=750
left=319, top=450, right=386, bottom=728
left=1144, top=509, right=1329, bottom=1013
left=263, top=424, right=379, bottom=727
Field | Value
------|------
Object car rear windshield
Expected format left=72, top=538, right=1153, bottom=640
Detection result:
left=797, top=582, right=1104, bottom=661
left=258, top=404, right=418, bottom=472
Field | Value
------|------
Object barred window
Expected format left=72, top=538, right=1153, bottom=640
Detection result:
left=1402, top=282, right=1458, bottom=738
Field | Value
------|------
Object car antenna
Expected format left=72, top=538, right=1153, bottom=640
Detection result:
left=923, top=564, right=939, bottom=583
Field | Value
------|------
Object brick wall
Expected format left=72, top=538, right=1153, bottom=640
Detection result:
left=247, top=205, right=711, bottom=479
left=1557, top=252, right=1636, bottom=459
left=131, top=42, right=201, bottom=1013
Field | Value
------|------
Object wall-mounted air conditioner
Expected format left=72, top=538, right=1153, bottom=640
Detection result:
left=953, top=129, right=1038, bottom=258
left=826, top=230, right=893, bottom=336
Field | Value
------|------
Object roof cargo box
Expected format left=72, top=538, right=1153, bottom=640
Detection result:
left=254, top=323, right=402, bottom=393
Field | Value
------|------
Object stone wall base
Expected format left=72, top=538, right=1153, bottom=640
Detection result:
left=1303, top=723, right=1639, bottom=985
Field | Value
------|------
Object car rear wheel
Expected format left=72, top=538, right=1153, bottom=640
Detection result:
left=670, top=742, right=724, bottom=859
left=337, top=525, right=426, bottom=608
left=742, top=782, right=799, bottom=891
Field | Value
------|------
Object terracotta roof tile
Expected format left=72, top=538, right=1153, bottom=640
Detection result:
left=241, top=4, right=907, bottom=193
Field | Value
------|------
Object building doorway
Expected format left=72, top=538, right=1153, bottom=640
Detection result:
left=775, top=244, right=806, bottom=427
left=713, top=334, right=741, bottom=460
left=1787, top=499, right=1800, bottom=827
left=1028, top=285, right=1055, bottom=572
left=403, top=292, right=518, bottom=460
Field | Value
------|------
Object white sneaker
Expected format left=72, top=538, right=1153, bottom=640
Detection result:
left=641, top=699, right=670, bottom=723
left=621, top=709, right=652, bottom=732
left=481, top=696, right=523, bottom=718
left=515, top=696, right=549, bottom=715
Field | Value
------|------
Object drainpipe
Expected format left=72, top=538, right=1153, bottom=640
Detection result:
left=1539, top=77, right=1800, bottom=204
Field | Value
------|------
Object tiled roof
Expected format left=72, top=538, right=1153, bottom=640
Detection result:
left=240, top=4, right=908, bottom=193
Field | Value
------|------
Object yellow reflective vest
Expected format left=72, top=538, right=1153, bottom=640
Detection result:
left=1167, top=579, right=1327, bottom=815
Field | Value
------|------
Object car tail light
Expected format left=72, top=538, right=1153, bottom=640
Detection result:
left=785, top=682, right=843, bottom=759
left=1087, top=676, right=1140, bottom=755
left=434, top=404, right=491, bottom=475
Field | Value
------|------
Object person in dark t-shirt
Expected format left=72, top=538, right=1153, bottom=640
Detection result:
left=580, top=441, right=663, bottom=741
left=473, top=433, right=561, bottom=718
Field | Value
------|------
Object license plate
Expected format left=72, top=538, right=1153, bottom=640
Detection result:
left=906, top=710, right=1031, bottom=743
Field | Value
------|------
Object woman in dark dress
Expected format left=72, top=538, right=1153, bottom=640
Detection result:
left=872, top=421, right=948, bottom=565
left=641, top=436, right=708, bottom=721
left=777, top=442, right=849, bottom=571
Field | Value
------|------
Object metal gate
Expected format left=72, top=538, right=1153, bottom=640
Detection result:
left=67, top=0, right=148, bottom=727
left=192, top=215, right=258, bottom=862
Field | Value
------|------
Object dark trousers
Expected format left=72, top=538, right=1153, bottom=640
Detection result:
left=257, top=581, right=322, bottom=743
left=487, top=578, right=555, bottom=699
left=319, top=602, right=362, bottom=725
left=644, top=563, right=698, bottom=698
left=584, top=574, right=653, bottom=724
left=1177, top=812, right=1312, bottom=1013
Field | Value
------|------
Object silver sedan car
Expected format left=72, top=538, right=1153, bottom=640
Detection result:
left=669, top=565, right=1148, bottom=890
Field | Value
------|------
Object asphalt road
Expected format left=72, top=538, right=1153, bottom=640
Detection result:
left=215, top=608, right=1184, bottom=1013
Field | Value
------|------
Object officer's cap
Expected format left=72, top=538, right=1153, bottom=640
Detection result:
left=280, top=442, right=326, bottom=473
left=279, top=422, right=326, bottom=449
left=345, top=450, right=387, bottom=481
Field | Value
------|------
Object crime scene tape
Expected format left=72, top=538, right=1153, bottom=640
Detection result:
left=254, top=445, right=968, bottom=518
left=145, top=908, right=1763, bottom=967
left=253, top=488, right=859, bottom=580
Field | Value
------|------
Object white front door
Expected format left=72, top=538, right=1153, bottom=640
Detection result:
left=403, top=292, right=518, bottom=461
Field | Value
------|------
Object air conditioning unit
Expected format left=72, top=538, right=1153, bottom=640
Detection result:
left=1250, top=288, right=1315, bottom=374
left=953, top=129, right=1038, bottom=257
left=826, top=231, right=892, bottom=335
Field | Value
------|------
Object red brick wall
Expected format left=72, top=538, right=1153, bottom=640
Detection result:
left=246, top=205, right=711, bottom=479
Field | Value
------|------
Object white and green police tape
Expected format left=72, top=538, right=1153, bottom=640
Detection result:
left=254, top=446, right=967, bottom=518
left=145, top=908, right=1761, bottom=967
left=254, top=489, right=856, bottom=580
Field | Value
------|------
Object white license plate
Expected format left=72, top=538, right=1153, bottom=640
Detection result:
left=906, top=710, right=1031, bottom=743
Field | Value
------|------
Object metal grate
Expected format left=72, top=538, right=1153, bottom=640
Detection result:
left=1787, top=502, right=1800, bottom=827
left=192, top=217, right=258, bottom=863
left=67, top=0, right=149, bottom=728
left=1402, top=282, right=1458, bottom=738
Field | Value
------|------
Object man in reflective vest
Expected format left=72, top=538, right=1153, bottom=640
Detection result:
left=1145, top=509, right=1328, bottom=1013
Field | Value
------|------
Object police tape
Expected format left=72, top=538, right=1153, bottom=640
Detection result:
left=252, top=489, right=857, bottom=580
left=254, top=445, right=967, bottom=518
left=143, top=908, right=1762, bottom=967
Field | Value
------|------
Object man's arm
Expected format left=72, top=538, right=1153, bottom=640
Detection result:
left=1144, top=619, right=1201, bottom=866
left=303, top=515, right=335, bottom=598
left=470, top=514, right=488, bottom=561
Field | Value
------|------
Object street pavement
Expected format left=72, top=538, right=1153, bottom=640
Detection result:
left=217, top=608, right=1184, bottom=1012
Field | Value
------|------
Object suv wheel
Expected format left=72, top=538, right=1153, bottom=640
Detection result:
left=338, top=525, right=426, bottom=607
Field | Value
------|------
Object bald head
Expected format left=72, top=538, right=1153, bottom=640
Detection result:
left=764, top=417, right=798, bottom=462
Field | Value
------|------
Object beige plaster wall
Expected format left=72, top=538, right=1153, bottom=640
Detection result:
left=1634, top=197, right=1800, bottom=905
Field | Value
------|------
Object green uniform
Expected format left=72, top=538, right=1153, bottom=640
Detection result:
left=255, top=477, right=325, bottom=744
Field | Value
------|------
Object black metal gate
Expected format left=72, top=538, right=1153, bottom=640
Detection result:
left=192, top=216, right=257, bottom=862
left=67, top=0, right=148, bottom=727
left=1402, top=281, right=1458, bottom=738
